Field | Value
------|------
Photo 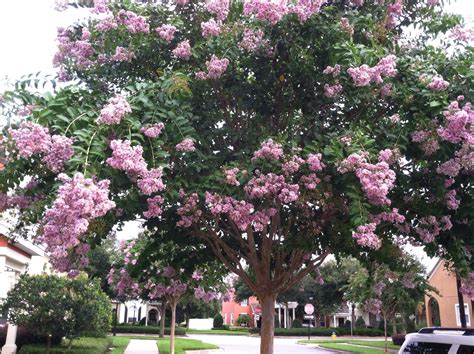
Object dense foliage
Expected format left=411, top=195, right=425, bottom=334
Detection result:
left=0, top=0, right=473, bottom=352
left=0, top=274, right=111, bottom=348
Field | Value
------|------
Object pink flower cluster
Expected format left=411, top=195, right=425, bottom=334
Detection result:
left=107, top=139, right=166, bottom=198
left=427, top=75, right=449, bottom=91
left=324, top=83, right=343, bottom=97
left=177, top=192, right=202, bottom=227
left=206, top=0, right=230, bottom=21
left=108, top=268, right=141, bottom=297
left=140, top=123, right=165, bottom=138
left=369, top=208, right=405, bottom=225
left=9, top=122, right=74, bottom=173
left=239, top=29, right=267, bottom=52
left=347, top=55, right=397, bottom=87
left=156, top=24, right=177, bottom=43
left=95, top=17, right=118, bottom=32
left=385, top=0, right=403, bottom=29
left=206, top=55, right=230, bottom=79
left=415, top=216, right=443, bottom=243
left=460, top=272, right=474, bottom=300
left=201, top=19, right=221, bottom=38
left=449, top=25, right=474, bottom=42
left=53, top=27, right=94, bottom=72
left=289, top=0, right=327, bottom=23
left=172, top=40, right=192, bottom=60
left=116, top=10, right=150, bottom=33
left=224, top=167, right=240, bottom=186
left=352, top=223, right=382, bottom=249
left=307, top=153, right=324, bottom=171
left=39, top=172, right=115, bottom=272
left=300, top=173, right=321, bottom=190
left=96, top=95, right=132, bottom=125
left=91, top=0, right=108, bottom=14
left=143, top=195, right=164, bottom=219
left=402, top=273, right=415, bottom=289
left=252, top=138, right=283, bottom=161
left=112, top=47, right=136, bottom=62
left=176, top=138, right=195, bottom=152
left=445, top=189, right=460, bottom=210
left=195, top=286, right=219, bottom=301
left=323, top=64, right=341, bottom=77
left=244, top=173, right=299, bottom=203
left=427, top=0, right=439, bottom=5
left=243, top=0, right=287, bottom=25
left=365, top=298, right=382, bottom=315
left=339, top=152, right=396, bottom=206
left=282, top=155, right=304, bottom=175
left=204, top=192, right=277, bottom=231
left=373, top=281, right=386, bottom=296
left=411, top=129, right=439, bottom=155
left=340, top=17, right=354, bottom=36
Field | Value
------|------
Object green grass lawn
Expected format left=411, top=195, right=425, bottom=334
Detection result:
left=318, top=343, right=388, bottom=354
left=19, top=337, right=111, bottom=353
left=187, top=328, right=249, bottom=335
left=157, top=338, right=219, bottom=354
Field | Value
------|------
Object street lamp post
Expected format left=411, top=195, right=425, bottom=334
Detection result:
left=112, top=300, right=119, bottom=336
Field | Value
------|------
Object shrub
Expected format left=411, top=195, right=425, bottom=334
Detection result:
left=237, top=314, right=251, bottom=327
left=343, top=320, right=352, bottom=329
left=355, top=317, right=366, bottom=328
left=213, top=314, right=224, bottom=328
left=115, top=324, right=186, bottom=335
left=292, top=319, right=303, bottom=328
left=272, top=327, right=385, bottom=337
left=392, top=334, right=406, bottom=346
left=18, top=337, right=111, bottom=354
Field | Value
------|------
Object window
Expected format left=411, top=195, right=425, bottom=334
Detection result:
left=230, top=313, right=234, bottom=325
left=223, top=313, right=227, bottom=325
left=240, top=299, right=248, bottom=306
left=457, top=345, right=474, bottom=354
left=402, top=341, right=451, bottom=353
left=455, top=304, right=471, bottom=326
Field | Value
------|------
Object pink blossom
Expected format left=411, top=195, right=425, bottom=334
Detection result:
left=96, top=95, right=132, bottom=125
left=373, top=281, right=386, bottom=296
left=449, top=25, right=474, bottom=42
left=369, top=208, right=405, bottom=224
left=9, top=122, right=51, bottom=158
left=355, top=161, right=396, bottom=206
left=402, top=273, right=416, bottom=289
left=177, top=193, right=202, bottom=227
left=324, top=83, right=343, bottom=97
left=106, top=139, right=148, bottom=176
left=385, top=0, right=403, bottom=29
left=445, top=190, right=460, bottom=210
left=340, top=17, right=354, bottom=36
left=307, top=153, right=324, bottom=172
left=415, top=216, right=440, bottom=243
left=352, top=223, right=382, bottom=249
left=137, top=168, right=165, bottom=195
left=437, top=159, right=462, bottom=177
left=42, top=135, right=74, bottom=173
left=282, top=155, right=305, bottom=175
left=172, top=40, right=192, bottom=60
left=244, top=173, right=299, bottom=203
left=143, top=195, right=164, bottom=219
left=95, top=17, right=118, bottom=32
left=156, top=24, right=177, bottom=43
left=365, top=298, right=382, bottom=315
left=460, top=273, right=474, bottom=300
left=112, top=47, right=135, bottom=62
left=175, top=0, right=190, bottom=5
left=427, top=0, right=439, bottom=5
left=140, top=123, right=165, bottom=138
left=300, top=174, right=321, bottom=190
left=39, top=173, right=115, bottom=272
left=252, top=139, right=283, bottom=161
left=224, top=168, right=240, bottom=186
left=348, top=55, right=397, bottom=86
left=116, top=10, right=149, bottom=33
left=239, top=29, right=266, bottom=52
left=347, top=65, right=372, bottom=87
left=323, top=64, right=341, bottom=77
left=91, top=0, right=109, bottom=14
left=427, top=76, right=449, bottom=91
left=206, top=55, right=230, bottom=79
left=192, top=271, right=204, bottom=281
left=176, top=138, right=195, bottom=152
left=201, top=19, right=221, bottom=38
left=288, top=0, right=327, bottom=23
left=388, top=114, right=400, bottom=123
left=243, top=0, right=287, bottom=25
left=206, top=0, right=230, bottom=21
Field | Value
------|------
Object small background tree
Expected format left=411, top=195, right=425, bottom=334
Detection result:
left=1, top=274, right=111, bottom=351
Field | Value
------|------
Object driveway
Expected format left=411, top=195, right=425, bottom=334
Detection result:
left=187, top=334, right=336, bottom=353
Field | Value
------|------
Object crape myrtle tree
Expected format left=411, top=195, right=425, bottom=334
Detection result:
left=107, top=232, right=228, bottom=354
left=0, top=0, right=473, bottom=352
left=345, top=254, right=435, bottom=352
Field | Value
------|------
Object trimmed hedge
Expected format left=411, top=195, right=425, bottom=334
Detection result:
left=19, top=337, right=111, bottom=353
left=273, top=327, right=385, bottom=337
left=114, top=324, right=187, bottom=335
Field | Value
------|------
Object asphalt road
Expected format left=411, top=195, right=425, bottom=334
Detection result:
left=187, top=334, right=336, bottom=353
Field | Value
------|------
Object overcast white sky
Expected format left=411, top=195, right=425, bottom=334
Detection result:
left=0, top=0, right=472, bottom=272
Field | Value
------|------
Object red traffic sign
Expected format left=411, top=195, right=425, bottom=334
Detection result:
left=304, top=303, right=314, bottom=315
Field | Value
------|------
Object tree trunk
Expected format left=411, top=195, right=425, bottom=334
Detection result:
left=392, top=320, right=397, bottom=335
left=46, top=334, right=51, bottom=354
left=456, top=272, right=467, bottom=328
left=383, top=315, right=388, bottom=354
left=160, top=301, right=167, bottom=338
left=170, top=300, right=177, bottom=354
left=260, top=294, right=276, bottom=354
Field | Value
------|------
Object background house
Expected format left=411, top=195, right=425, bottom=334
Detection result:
left=425, top=260, right=473, bottom=327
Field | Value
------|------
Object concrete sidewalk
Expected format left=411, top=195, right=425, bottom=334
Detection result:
left=124, top=339, right=159, bottom=354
